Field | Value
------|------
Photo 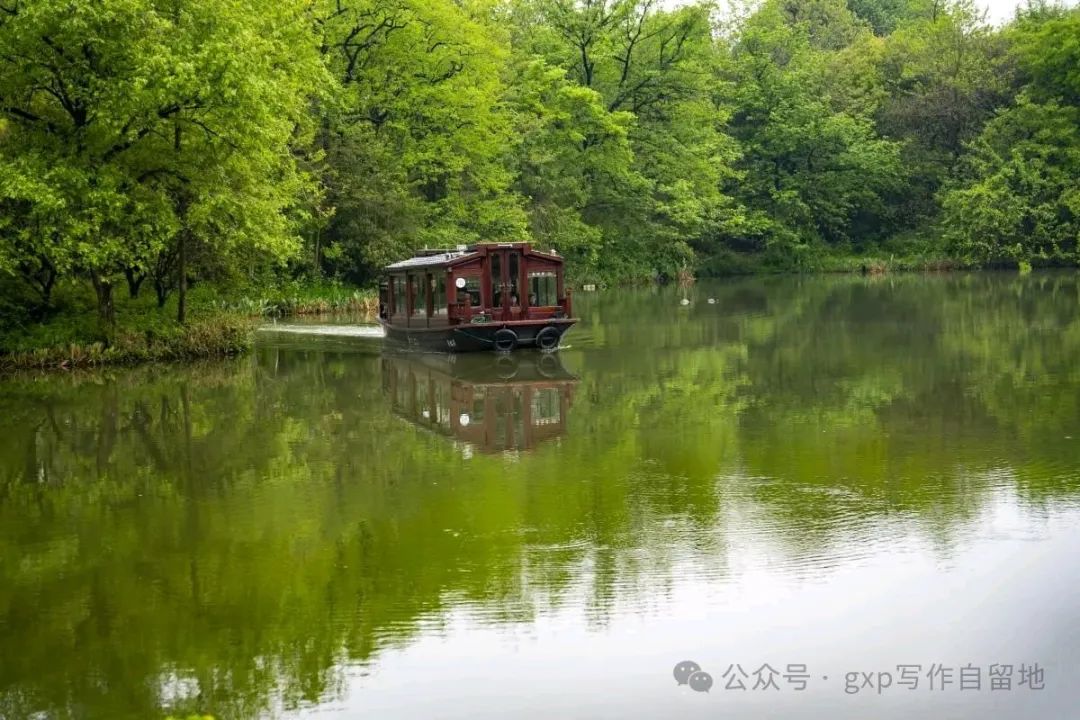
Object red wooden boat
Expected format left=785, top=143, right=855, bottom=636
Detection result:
left=377, top=242, right=577, bottom=353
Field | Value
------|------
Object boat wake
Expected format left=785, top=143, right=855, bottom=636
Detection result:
left=257, top=324, right=386, bottom=338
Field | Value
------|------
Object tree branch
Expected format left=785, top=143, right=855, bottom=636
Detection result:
left=102, top=102, right=200, bottom=161
left=186, top=117, right=241, bottom=151
left=2, top=104, right=48, bottom=126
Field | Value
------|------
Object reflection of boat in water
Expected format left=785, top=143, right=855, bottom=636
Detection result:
left=381, top=352, right=577, bottom=454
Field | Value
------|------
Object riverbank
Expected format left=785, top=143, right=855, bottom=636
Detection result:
left=0, top=280, right=378, bottom=372
left=568, top=249, right=975, bottom=288
left=694, top=244, right=974, bottom=278
left=1, top=256, right=1058, bottom=372
left=0, top=314, right=255, bottom=372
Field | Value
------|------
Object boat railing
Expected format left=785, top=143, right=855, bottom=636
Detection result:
left=445, top=292, right=574, bottom=324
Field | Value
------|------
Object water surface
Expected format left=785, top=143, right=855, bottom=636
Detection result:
left=2, top=273, right=1079, bottom=719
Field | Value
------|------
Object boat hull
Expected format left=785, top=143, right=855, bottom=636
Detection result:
left=378, top=318, right=576, bottom=353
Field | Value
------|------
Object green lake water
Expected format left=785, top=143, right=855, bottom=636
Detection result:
left=2, top=273, right=1080, bottom=719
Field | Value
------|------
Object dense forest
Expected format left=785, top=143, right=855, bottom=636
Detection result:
left=1, top=0, right=1078, bottom=333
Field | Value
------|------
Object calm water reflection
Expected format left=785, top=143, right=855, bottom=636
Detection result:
left=381, top=352, right=577, bottom=455
left=2, top=273, right=1080, bottom=719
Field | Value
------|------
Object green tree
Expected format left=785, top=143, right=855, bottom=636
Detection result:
left=876, top=0, right=1014, bottom=223
left=720, top=0, right=905, bottom=266
left=314, top=0, right=528, bottom=284
left=0, top=0, right=324, bottom=324
left=505, top=59, right=638, bottom=271
left=940, top=8, right=1080, bottom=265
left=512, top=0, right=743, bottom=280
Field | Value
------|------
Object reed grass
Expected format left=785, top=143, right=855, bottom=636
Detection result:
left=1, top=314, right=255, bottom=371
left=0, top=279, right=379, bottom=373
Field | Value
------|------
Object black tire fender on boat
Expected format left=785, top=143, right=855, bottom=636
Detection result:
left=535, top=325, right=560, bottom=352
left=493, top=328, right=518, bottom=353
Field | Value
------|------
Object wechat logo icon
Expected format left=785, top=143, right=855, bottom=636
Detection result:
left=673, top=660, right=714, bottom=693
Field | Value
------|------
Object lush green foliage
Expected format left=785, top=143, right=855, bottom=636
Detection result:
left=1, top=0, right=1078, bottom=348
left=940, top=9, right=1080, bottom=265
left=0, top=0, right=326, bottom=328
left=0, top=276, right=373, bottom=368
left=0, top=313, right=253, bottom=370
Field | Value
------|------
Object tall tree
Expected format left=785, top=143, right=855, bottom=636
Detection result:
left=513, top=0, right=743, bottom=279
left=720, top=0, right=904, bottom=265
left=876, top=0, right=1014, bottom=223
left=0, top=0, right=324, bottom=325
left=940, top=8, right=1080, bottom=266
left=314, top=0, right=528, bottom=284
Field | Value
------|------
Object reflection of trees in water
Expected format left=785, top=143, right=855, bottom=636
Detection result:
left=0, top=357, right=711, bottom=719
left=573, top=272, right=1080, bottom=561
left=1, top=273, right=1079, bottom=718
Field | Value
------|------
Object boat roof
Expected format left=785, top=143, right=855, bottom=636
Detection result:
left=384, top=242, right=561, bottom=272
left=385, top=250, right=476, bottom=271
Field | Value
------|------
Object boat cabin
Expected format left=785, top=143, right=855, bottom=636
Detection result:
left=377, top=242, right=576, bottom=353
left=379, top=242, right=572, bottom=326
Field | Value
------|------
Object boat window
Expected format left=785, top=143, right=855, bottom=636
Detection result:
left=458, top=276, right=482, bottom=307
left=493, top=390, right=523, bottom=451
left=490, top=252, right=502, bottom=306
left=398, top=368, right=415, bottom=412
left=393, top=276, right=406, bottom=315
left=529, top=271, right=557, bottom=307
left=394, top=367, right=409, bottom=409
left=410, top=273, right=426, bottom=317
left=432, top=274, right=447, bottom=316
left=508, top=252, right=520, bottom=306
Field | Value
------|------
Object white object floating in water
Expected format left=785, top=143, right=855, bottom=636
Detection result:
left=707, top=298, right=716, bottom=304
left=680, top=298, right=690, bottom=306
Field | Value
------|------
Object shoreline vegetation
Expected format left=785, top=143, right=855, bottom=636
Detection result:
left=0, top=281, right=379, bottom=372
left=0, top=239, right=1065, bottom=373
left=0, top=259, right=1045, bottom=373
left=2, top=0, right=1078, bottom=371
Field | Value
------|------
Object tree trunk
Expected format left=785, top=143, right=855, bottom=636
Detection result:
left=17, top=252, right=57, bottom=310
left=173, top=120, right=189, bottom=325
left=155, top=279, right=170, bottom=308
left=176, top=230, right=187, bottom=324
left=124, top=268, right=145, bottom=298
left=39, top=267, right=56, bottom=306
left=90, top=272, right=116, bottom=329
